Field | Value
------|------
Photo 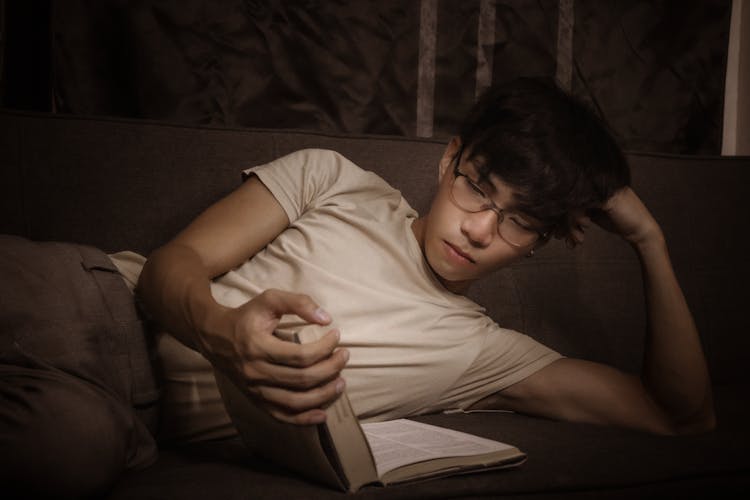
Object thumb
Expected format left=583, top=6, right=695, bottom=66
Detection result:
left=255, top=289, right=332, bottom=325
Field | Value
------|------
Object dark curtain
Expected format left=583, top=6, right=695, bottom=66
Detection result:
left=47, top=0, right=730, bottom=154
left=52, top=0, right=422, bottom=135
left=572, top=1, right=730, bottom=154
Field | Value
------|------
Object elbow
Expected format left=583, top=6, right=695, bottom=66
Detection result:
left=676, top=411, right=717, bottom=436
left=648, top=383, right=717, bottom=436
left=659, top=408, right=717, bottom=436
left=676, top=388, right=718, bottom=435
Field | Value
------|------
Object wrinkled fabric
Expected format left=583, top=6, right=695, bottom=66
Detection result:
left=51, top=0, right=730, bottom=153
left=572, top=1, right=730, bottom=154
left=53, top=0, right=421, bottom=134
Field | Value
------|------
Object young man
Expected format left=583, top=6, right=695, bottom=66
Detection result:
left=137, top=78, right=715, bottom=437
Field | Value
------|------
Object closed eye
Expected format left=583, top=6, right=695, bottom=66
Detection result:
left=509, top=215, right=534, bottom=231
left=466, top=178, right=487, bottom=197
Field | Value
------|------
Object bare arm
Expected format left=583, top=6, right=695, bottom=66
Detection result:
left=137, top=176, right=349, bottom=424
left=472, top=187, right=715, bottom=435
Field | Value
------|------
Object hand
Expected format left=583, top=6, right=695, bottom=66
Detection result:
left=561, top=187, right=664, bottom=249
left=202, top=289, right=349, bottom=425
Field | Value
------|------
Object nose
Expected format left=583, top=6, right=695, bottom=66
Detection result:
left=460, top=209, right=497, bottom=247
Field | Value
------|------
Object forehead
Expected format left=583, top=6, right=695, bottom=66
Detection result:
left=460, top=154, right=544, bottom=223
left=461, top=154, right=517, bottom=197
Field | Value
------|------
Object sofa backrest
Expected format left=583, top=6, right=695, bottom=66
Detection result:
left=1, top=110, right=748, bottom=386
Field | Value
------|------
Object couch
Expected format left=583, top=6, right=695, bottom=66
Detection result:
left=1, top=109, right=748, bottom=498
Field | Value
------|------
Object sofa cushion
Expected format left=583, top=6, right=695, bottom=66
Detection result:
left=108, top=385, right=749, bottom=499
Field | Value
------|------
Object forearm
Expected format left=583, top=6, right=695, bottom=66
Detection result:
left=634, top=232, right=715, bottom=431
left=137, top=243, right=231, bottom=353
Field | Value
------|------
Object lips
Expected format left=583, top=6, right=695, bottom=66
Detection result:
left=443, top=241, right=475, bottom=264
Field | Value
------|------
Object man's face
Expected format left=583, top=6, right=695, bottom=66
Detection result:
left=411, top=138, right=544, bottom=294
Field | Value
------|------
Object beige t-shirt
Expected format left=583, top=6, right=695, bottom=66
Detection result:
left=112, top=148, right=561, bottom=442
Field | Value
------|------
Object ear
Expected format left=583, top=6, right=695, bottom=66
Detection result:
left=438, top=137, right=462, bottom=183
left=531, top=237, right=551, bottom=252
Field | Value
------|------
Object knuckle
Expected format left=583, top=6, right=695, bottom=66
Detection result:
left=240, top=366, right=255, bottom=382
left=240, top=363, right=264, bottom=382
left=312, top=381, right=336, bottom=402
left=294, top=370, right=317, bottom=389
left=268, top=370, right=290, bottom=387
left=289, top=350, right=312, bottom=367
left=297, top=412, right=321, bottom=426
left=289, top=294, right=313, bottom=312
left=258, top=288, right=278, bottom=303
left=303, top=343, right=329, bottom=364
left=335, top=349, right=349, bottom=368
left=293, top=415, right=310, bottom=425
left=243, top=339, right=265, bottom=359
left=249, top=384, right=265, bottom=402
left=235, top=317, right=261, bottom=342
left=245, top=384, right=261, bottom=399
left=255, top=386, right=284, bottom=408
left=279, top=394, right=306, bottom=412
left=285, top=351, right=302, bottom=366
left=280, top=412, right=300, bottom=424
left=266, top=407, right=290, bottom=424
left=283, top=410, right=308, bottom=425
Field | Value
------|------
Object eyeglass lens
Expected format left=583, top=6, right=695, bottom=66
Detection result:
left=451, top=173, right=538, bottom=247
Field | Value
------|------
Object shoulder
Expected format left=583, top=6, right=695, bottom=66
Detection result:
left=244, top=148, right=385, bottom=188
left=244, top=148, right=401, bottom=219
left=245, top=148, right=360, bottom=174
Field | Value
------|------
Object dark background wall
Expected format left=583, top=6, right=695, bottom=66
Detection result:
left=1, top=0, right=733, bottom=155
left=2, top=0, right=51, bottom=112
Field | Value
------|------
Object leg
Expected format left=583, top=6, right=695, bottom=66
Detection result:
left=0, top=364, right=133, bottom=498
left=0, top=236, right=158, bottom=496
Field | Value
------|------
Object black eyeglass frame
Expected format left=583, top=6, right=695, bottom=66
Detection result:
left=448, top=146, right=551, bottom=248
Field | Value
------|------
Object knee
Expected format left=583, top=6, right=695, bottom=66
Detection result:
left=0, top=372, right=131, bottom=498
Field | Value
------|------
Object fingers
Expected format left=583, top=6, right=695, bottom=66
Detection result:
left=223, top=289, right=350, bottom=425
left=262, top=328, right=342, bottom=368
left=269, top=407, right=328, bottom=425
left=246, top=345, right=350, bottom=389
left=565, top=213, right=591, bottom=248
left=250, top=376, right=347, bottom=425
left=254, top=288, right=332, bottom=325
left=232, top=290, right=337, bottom=367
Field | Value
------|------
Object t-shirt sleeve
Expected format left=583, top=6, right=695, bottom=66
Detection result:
left=424, top=322, right=563, bottom=412
left=242, top=149, right=374, bottom=224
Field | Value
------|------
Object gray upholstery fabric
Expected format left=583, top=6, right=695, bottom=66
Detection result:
left=108, top=385, right=749, bottom=499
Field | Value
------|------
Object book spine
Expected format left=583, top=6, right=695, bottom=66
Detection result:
left=292, top=324, right=379, bottom=492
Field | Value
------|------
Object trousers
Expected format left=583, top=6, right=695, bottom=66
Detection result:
left=0, top=236, right=159, bottom=498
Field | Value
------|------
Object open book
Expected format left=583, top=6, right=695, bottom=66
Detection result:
left=214, top=324, right=526, bottom=492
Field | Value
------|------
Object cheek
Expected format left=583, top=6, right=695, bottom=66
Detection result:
left=420, top=189, right=525, bottom=277
left=427, top=191, right=459, bottom=234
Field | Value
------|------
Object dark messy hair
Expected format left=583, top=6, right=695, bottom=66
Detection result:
left=458, top=77, right=630, bottom=236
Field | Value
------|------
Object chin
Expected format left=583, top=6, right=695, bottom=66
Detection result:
left=428, top=258, right=478, bottom=286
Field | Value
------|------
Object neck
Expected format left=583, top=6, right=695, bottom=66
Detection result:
left=439, top=276, right=472, bottom=295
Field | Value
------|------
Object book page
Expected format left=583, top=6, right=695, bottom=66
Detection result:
left=362, top=419, right=515, bottom=478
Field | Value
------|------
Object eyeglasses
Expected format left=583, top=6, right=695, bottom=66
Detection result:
left=448, top=149, right=549, bottom=248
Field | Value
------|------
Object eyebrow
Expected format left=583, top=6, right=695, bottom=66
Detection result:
left=462, top=161, right=548, bottom=226
left=465, top=159, right=496, bottom=191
